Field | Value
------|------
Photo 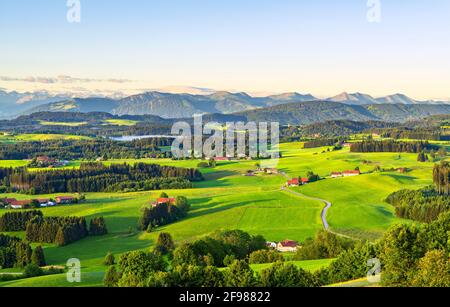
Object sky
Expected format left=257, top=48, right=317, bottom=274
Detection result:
left=0, top=0, right=449, bottom=100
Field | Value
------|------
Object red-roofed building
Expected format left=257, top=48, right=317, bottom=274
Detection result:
left=55, top=196, right=76, bottom=204
left=343, top=170, right=361, bottom=177
left=277, top=240, right=299, bottom=252
left=9, top=200, right=32, bottom=209
left=331, top=172, right=343, bottom=178
left=152, top=197, right=176, bottom=207
left=2, top=198, right=17, bottom=205
left=287, top=178, right=300, bottom=187
left=301, top=178, right=310, bottom=184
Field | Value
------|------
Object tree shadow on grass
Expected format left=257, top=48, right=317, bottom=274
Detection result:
left=187, top=198, right=278, bottom=219
left=44, top=232, right=152, bottom=266
left=195, top=171, right=239, bottom=188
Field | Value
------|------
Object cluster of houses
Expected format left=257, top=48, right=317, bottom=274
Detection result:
left=267, top=240, right=300, bottom=253
left=32, top=156, right=69, bottom=168
left=1, top=196, right=76, bottom=210
left=286, top=177, right=309, bottom=187
left=330, top=170, right=361, bottom=178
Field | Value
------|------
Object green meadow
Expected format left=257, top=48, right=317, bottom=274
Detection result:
left=0, top=133, right=91, bottom=143
left=103, top=119, right=139, bottom=126
left=0, top=141, right=447, bottom=287
left=37, top=119, right=139, bottom=127
left=39, top=120, right=88, bottom=127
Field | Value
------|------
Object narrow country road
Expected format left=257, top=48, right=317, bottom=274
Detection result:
left=279, top=172, right=355, bottom=240
left=282, top=187, right=331, bottom=231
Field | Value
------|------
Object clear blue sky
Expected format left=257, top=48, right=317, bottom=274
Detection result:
left=0, top=0, right=449, bottom=99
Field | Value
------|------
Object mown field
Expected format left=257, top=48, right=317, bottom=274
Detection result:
left=0, top=140, right=447, bottom=287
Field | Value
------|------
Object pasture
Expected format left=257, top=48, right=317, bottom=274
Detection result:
left=0, top=140, right=447, bottom=287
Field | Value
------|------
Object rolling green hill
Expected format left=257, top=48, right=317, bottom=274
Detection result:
left=0, top=140, right=447, bottom=287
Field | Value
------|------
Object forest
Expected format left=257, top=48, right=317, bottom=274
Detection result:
left=104, top=214, right=450, bottom=287
left=386, top=187, right=450, bottom=223
left=370, top=127, right=450, bottom=141
left=0, top=138, right=174, bottom=160
left=0, top=162, right=203, bottom=194
left=303, top=138, right=341, bottom=149
left=385, top=162, right=450, bottom=223
left=350, top=140, right=439, bottom=153
left=139, top=196, right=191, bottom=231
left=0, top=233, right=48, bottom=270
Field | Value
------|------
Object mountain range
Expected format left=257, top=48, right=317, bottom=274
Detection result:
left=1, top=89, right=450, bottom=120
left=237, top=101, right=450, bottom=125
left=17, top=91, right=317, bottom=118
left=327, top=92, right=449, bottom=105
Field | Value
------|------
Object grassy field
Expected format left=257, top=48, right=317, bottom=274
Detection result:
left=103, top=119, right=139, bottom=126
left=250, top=259, right=334, bottom=273
left=278, top=143, right=434, bottom=239
left=0, top=140, right=447, bottom=287
left=0, top=133, right=91, bottom=143
left=39, top=121, right=87, bottom=127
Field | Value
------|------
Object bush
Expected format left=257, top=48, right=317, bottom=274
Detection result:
left=104, top=252, right=115, bottom=266
left=104, top=265, right=121, bottom=287
left=249, top=250, right=284, bottom=264
left=155, top=233, right=175, bottom=255
left=24, top=264, right=44, bottom=278
left=224, top=260, right=257, bottom=287
left=197, top=162, right=209, bottom=168
left=259, top=262, right=316, bottom=287
left=31, top=246, right=46, bottom=267
left=89, top=217, right=108, bottom=236
left=294, top=231, right=354, bottom=260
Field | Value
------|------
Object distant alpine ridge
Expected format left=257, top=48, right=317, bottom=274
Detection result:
left=327, top=92, right=449, bottom=106
left=1, top=88, right=449, bottom=120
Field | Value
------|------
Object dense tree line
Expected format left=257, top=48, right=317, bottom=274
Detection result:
left=0, top=210, right=43, bottom=232
left=170, top=230, right=266, bottom=268
left=25, top=216, right=89, bottom=246
left=0, top=138, right=173, bottom=160
left=248, top=249, right=284, bottom=264
left=303, top=138, right=341, bottom=149
left=294, top=231, right=355, bottom=261
left=0, top=112, right=173, bottom=138
left=298, top=212, right=450, bottom=287
left=139, top=196, right=191, bottom=230
left=371, top=127, right=450, bottom=141
left=386, top=186, right=450, bottom=223
left=104, top=212, right=450, bottom=288
left=89, top=217, right=108, bottom=236
left=350, top=140, right=438, bottom=153
left=433, top=161, right=450, bottom=195
left=0, top=162, right=203, bottom=194
left=103, top=230, right=343, bottom=288
left=0, top=234, right=40, bottom=269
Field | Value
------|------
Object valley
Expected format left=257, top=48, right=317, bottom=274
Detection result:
left=1, top=134, right=446, bottom=287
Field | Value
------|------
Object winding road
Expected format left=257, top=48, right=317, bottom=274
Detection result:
left=280, top=172, right=355, bottom=240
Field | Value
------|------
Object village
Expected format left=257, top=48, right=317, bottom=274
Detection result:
left=0, top=195, right=80, bottom=210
